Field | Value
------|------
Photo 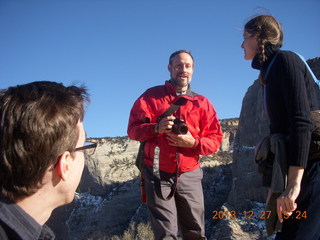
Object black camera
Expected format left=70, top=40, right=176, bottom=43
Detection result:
left=172, top=118, right=188, bottom=135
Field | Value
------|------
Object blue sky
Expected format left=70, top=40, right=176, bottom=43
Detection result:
left=1, top=0, right=319, bottom=137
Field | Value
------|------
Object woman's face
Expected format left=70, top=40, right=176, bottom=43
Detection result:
left=241, top=31, right=258, bottom=60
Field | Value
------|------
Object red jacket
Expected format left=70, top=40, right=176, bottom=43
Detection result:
left=127, top=81, right=223, bottom=173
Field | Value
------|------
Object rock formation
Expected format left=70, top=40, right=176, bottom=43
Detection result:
left=46, top=57, right=320, bottom=240
left=228, top=78, right=269, bottom=210
left=46, top=119, right=238, bottom=240
left=308, top=57, right=320, bottom=79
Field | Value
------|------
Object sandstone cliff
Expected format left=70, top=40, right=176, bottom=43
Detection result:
left=47, top=119, right=238, bottom=240
left=47, top=57, right=320, bottom=240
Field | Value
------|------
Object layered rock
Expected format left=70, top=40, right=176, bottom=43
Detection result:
left=228, top=79, right=269, bottom=210
left=47, top=57, right=320, bottom=239
left=47, top=119, right=237, bottom=240
left=308, top=57, right=320, bottom=79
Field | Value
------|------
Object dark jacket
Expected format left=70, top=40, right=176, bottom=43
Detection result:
left=252, top=50, right=319, bottom=168
left=0, top=199, right=55, bottom=240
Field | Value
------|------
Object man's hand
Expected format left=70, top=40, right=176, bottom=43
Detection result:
left=166, top=131, right=196, bottom=148
left=155, top=115, right=195, bottom=148
left=155, top=116, right=175, bottom=134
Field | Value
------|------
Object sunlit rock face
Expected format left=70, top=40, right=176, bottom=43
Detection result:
left=46, top=57, right=320, bottom=240
left=47, top=119, right=237, bottom=239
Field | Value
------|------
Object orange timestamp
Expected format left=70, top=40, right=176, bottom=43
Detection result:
left=212, top=210, right=272, bottom=220
left=281, top=210, right=307, bottom=220
left=212, top=210, right=307, bottom=220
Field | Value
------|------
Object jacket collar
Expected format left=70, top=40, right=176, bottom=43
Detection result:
left=252, top=45, right=281, bottom=71
left=166, top=80, right=197, bottom=98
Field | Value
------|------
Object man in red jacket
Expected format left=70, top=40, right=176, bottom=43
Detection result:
left=128, top=50, right=223, bottom=240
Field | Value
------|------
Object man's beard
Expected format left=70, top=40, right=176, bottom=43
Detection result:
left=171, top=76, right=191, bottom=88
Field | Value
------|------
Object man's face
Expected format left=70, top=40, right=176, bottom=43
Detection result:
left=168, top=53, right=194, bottom=89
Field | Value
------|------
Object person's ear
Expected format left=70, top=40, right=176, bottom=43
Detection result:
left=55, top=151, right=72, bottom=181
left=168, top=64, right=172, bottom=72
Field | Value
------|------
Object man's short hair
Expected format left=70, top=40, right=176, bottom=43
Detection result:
left=0, top=81, right=89, bottom=201
left=169, top=50, right=194, bottom=65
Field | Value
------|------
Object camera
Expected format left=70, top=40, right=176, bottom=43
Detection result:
left=172, top=118, right=188, bottom=135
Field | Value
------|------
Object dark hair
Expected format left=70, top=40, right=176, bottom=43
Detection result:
left=169, top=50, right=194, bottom=65
left=244, top=15, right=283, bottom=63
left=0, top=81, right=90, bottom=201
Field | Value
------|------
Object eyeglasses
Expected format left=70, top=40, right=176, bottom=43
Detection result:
left=74, top=141, right=97, bottom=156
left=50, top=141, right=97, bottom=171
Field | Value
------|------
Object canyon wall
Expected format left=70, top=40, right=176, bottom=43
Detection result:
left=47, top=57, right=320, bottom=239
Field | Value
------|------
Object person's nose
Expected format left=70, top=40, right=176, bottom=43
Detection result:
left=241, top=41, right=244, bottom=48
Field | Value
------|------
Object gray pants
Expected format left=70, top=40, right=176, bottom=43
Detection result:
left=142, top=166, right=206, bottom=240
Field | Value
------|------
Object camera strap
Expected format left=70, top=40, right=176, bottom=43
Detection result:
left=153, top=96, right=189, bottom=201
left=157, top=96, right=188, bottom=122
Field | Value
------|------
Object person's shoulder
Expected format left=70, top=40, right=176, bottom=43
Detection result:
left=142, top=81, right=175, bottom=96
left=193, top=93, right=206, bottom=100
left=277, top=50, right=301, bottom=62
left=275, top=50, right=305, bottom=71
left=192, top=93, right=213, bottom=104
left=143, top=84, right=166, bottom=96
left=146, top=84, right=165, bottom=92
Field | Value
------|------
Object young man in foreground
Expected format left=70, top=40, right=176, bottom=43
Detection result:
left=0, top=81, right=96, bottom=239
